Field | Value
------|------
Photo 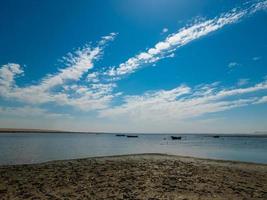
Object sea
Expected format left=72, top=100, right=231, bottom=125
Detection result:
left=0, top=133, right=266, bottom=165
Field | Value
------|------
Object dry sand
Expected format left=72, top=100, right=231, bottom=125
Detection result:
left=0, top=154, right=266, bottom=200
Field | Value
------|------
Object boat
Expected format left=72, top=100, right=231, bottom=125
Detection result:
left=116, top=134, right=126, bottom=137
left=127, top=135, right=138, bottom=138
left=171, top=136, right=182, bottom=140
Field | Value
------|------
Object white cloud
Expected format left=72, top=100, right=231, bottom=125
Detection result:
left=255, top=95, right=267, bottom=104
left=58, top=83, right=117, bottom=111
left=39, top=32, right=117, bottom=91
left=105, top=1, right=266, bottom=77
left=99, top=32, right=118, bottom=45
left=161, top=28, right=168, bottom=33
left=215, top=81, right=267, bottom=98
left=99, top=81, right=267, bottom=122
left=228, top=62, right=240, bottom=68
left=0, top=33, right=117, bottom=111
left=87, top=72, right=100, bottom=83
left=0, top=63, right=23, bottom=88
left=41, top=47, right=100, bottom=90
left=252, top=56, right=261, bottom=61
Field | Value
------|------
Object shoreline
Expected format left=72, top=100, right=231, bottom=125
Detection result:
left=1, top=154, right=266, bottom=199
left=1, top=129, right=267, bottom=137
left=2, top=153, right=267, bottom=167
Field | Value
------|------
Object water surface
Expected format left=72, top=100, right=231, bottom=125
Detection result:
left=0, top=133, right=266, bottom=165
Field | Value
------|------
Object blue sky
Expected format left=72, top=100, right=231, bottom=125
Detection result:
left=0, top=0, right=267, bottom=133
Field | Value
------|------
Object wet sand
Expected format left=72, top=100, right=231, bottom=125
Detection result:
left=0, top=154, right=266, bottom=200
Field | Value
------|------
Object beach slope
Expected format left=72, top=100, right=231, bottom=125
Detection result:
left=0, top=154, right=266, bottom=200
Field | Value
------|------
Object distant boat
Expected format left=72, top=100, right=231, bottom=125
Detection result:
left=213, top=135, right=220, bottom=138
left=171, top=136, right=182, bottom=140
left=116, top=134, right=126, bottom=137
left=127, top=135, right=138, bottom=138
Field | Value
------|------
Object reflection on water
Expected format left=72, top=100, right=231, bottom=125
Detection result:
left=0, top=133, right=267, bottom=165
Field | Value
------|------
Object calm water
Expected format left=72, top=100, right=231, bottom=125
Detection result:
left=0, top=133, right=267, bottom=165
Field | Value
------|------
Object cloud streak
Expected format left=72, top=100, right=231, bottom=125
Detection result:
left=105, top=0, right=267, bottom=78
left=0, top=33, right=117, bottom=111
left=99, top=80, right=267, bottom=122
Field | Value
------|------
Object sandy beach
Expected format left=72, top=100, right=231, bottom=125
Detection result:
left=0, top=154, right=266, bottom=200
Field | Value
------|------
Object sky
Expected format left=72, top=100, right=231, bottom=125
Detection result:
left=0, top=0, right=267, bottom=133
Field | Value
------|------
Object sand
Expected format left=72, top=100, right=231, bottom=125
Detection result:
left=0, top=154, right=266, bottom=200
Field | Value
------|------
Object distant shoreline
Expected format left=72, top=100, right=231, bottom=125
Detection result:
left=0, top=129, right=266, bottom=137
left=0, top=128, right=100, bottom=134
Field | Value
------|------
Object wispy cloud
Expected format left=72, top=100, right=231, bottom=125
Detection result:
left=99, top=80, right=267, bottom=122
left=228, top=62, right=240, bottom=68
left=0, top=63, right=23, bottom=89
left=36, top=32, right=117, bottom=91
left=161, top=28, right=168, bottom=34
left=255, top=95, right=267, bottom=104
left=104, top=1, right=267, bottom=78
left=252, top=56, right=261, bottom=61
left=0, top=33, right=117, bottom=111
